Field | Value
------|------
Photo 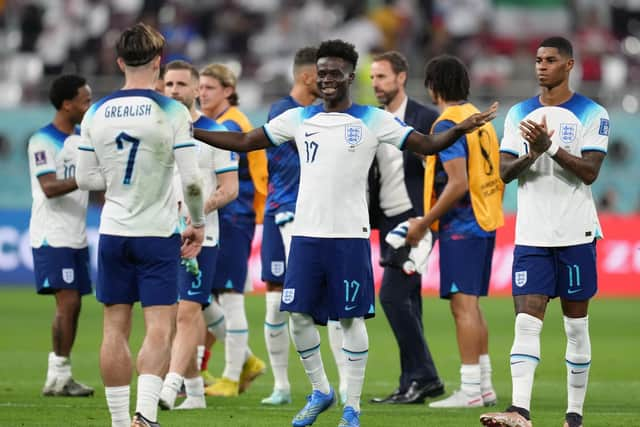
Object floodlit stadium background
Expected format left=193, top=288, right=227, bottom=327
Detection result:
left=0, top=0, right=639, bottom=294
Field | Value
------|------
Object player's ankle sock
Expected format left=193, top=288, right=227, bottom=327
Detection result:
left=160, top=372, right=183, bottom=408
left=460, top=364, right=482, bottom=397
left=265, top=291, right=290, bottom=391
left=53, top=354, right=71, bottom=382
left=45, top=352, right=56, bottom=385
left=106, top=385, right=131, bottom=427
left=290, top=313, right=330, bottom=394
left=196, top=345, right=205, bottom=371
left=510, top=313, right=542, bottom=412
left=564, top=315, right=590, bottom=416
left=328, top=320, right=347, bottom=395
left=221, top=293, right=248, bottom=382
left=203, top=300, right=226, bottom=340
left=135, top=374, right=163, bottom=422
left=184, top=376, right=205, bottom=398
left=479, top=354, right=494, bottom=393
left=341, top=317, right=368, bottom=411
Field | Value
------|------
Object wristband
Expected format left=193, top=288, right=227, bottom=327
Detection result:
left=546, top=139, right=560, bottom=157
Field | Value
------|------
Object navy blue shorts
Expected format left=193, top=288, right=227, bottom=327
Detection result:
left=97, top=234, right=180, bottom=307
left=178, top=246, right=218, bottom=306
left=439, top=237, right=495, bottom=299
left=32, top=246, right=92, bottom=296
left=281, top=236, right=375, bottom=325
left=213, top=218, right=254, bottom=293
left=512, top=241, right=597, bottom=301
left=261, top=214, right=286, bottom=283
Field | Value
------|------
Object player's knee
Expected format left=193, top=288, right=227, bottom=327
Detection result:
left=563, top=316, right=590, bottom=348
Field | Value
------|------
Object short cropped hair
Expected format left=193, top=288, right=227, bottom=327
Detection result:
left=317, top=39, right=358, bottom=70
left=294, top=47, right=318, bottom=69
left=165, top=60, right=199, bottom=81
left=539, top=36, right=573, bottom=58
left=424, top=55, right=470, bottom=102
left=372, top=51, right=409, bottom=75
left=200, top=63, right=239, bottom=106
left=116, top=22, right=165, bottom=67
left=49, top=74, right=87, bottom=110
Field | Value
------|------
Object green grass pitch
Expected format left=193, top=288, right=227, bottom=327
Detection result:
left=0, top=287, right=638, bottom=426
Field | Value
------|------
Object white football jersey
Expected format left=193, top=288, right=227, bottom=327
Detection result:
left=28, top=125, right=89, bottom=248
left=263, top=104, right=414, bottom=238
left=80, top=89, right=195, bottom=237
left=173, top=113, right=238, bottom=246
left=501, top=93, right=609, bottom=246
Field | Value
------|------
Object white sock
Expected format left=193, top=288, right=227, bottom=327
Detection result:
left=203, top=300, right=226, bottom=340
left=53, top=354, right=72, bottom=382
left=184, top=376, right=205, bottom=398
left=105, top=385, right=130, bottom=427
left=196, top=345, right=205, bottom=370
left=290, top=313, right=330, bottom=394
left=264, top=291, right=290, bottom=392
left=135, top=374, right=163, bottom=422
left=510, top=313, right=543, bottom=412
left=328, top=320, right=347, bottom=395
left=479, top=354, right=494, bottom=393
left=159, top=372, right=183, bottom=409
left=221, top=293, right=248, bottom=381
left=564, top=316, right=591, bottom=416
left=460, top=364, right=482, bottom=397
left=45, top=352, right=56, bottom=385
left=341, top=317, right=368, bottom=412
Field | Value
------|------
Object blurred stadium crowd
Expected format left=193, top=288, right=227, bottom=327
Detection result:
left=0, top=0, right=639, bottom=211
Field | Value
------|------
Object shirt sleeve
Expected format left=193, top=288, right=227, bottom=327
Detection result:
left=28, top=134, right=58, bottom=178
left=370, top=109, right=414, bottom=149
left=172, top=104, right=197, bottom=149
left=263, top=108, right=301, bottom=146
left=212, top=146, right=239, bottom=174
left=433, top=120, right=467, bottom=163
left=77, top=117, right=106, bottom=190
left=500, top=107, right=523, bottom=157
left=581, top=106, right=609, bottom=154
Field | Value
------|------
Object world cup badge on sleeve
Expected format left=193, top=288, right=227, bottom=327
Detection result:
left=282, top=288, right=295, bottom=304
left=515, top=270, right=527, bottom=288
left=34, top=151, right=47, bottom=166
left=345, top=124, right=363, bottom=150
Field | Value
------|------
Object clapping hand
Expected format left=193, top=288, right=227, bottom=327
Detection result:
left=457, top=102, right=499, bottom=133
left=181, top=224, right=204, bottom=259
left=519, top=115, right=555, bottom=154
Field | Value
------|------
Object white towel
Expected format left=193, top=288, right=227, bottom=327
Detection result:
left=385, top=220, right=434, bottom=275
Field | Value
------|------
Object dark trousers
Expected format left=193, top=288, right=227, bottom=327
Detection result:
left=378, top=211, right=440, bottom=391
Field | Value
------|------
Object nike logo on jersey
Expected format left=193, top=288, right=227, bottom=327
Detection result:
left=304, top=131, right=320, bottom=137
left=345, top=305, right=356, bottom=311
left=187, top=290, right=202, bottom=296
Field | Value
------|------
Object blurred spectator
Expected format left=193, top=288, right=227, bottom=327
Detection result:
left=575, top=7, right=617, bottom=82
left=0, top=133, right=10, bottom=159
left=598, top=188, right=618, bottom=212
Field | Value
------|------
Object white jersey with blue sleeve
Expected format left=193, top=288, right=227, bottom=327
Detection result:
left=173, top=114, right=238, bottom=246
left=263, top=104, right=414, bottom=238
left=501, top=93, right=609, bottom=247
left=28, top=125, right=88, bottom=248
left=79, top=89, right=198, bottom=237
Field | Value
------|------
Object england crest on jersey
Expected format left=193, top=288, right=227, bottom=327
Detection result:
left=345, top=124, right=363, bottom=148
left=559, top=123, right=577, bottom=144
left=514, top=270, right=527, bottom=287
left=62, top=268, right=75, bottom=284
left=282, top=288, right=295, bottom=304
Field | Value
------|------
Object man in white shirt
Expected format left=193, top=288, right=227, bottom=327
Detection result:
left=480, top=36, right=609, bottom=427
left=193, top=39, right=497, bottom=427
left=28, top=74, right=94, bottom=398
left=76, top=23, right=205, bottom=427
left=158, top=59, right=239, bottom=411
